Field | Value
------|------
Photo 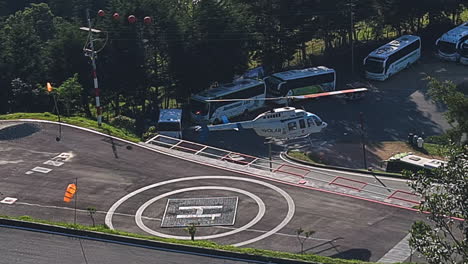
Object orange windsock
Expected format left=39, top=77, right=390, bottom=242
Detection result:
left=46, top=82, right=53, bottom=92
left=63, top=183, right=77, bottom=203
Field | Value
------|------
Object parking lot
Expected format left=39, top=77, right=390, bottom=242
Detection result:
left=185, top=57, right=467, bottom=168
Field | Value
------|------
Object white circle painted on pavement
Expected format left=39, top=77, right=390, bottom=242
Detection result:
left=105, top=176, right=295, bottom=247
left=135, top=186, right=265, bottom=240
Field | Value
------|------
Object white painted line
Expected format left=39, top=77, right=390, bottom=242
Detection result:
left=31, top=167, right=52, bottom=174
left=5, top=119, right=419, bottom=211
left=135, top=186, right=266, bottom=241
left=43, top=160, right=64, bottom=167
left=0, top=197, right=18, bottom=204
left=54, top=152, right=73, bottom=161
left=279, top=152, right=410, bottom=183
left=378, top=233, right=412, bottom=263
left=13, top=201, right=320, bottom=241
left=106, top=176, right=295, bottom=247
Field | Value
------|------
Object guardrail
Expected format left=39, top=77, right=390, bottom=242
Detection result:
left=145, top=135, right=421, bottom=205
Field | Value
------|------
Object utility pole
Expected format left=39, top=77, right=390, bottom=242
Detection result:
left=74, top=177, right=78, bottom=225
left=359, top=112, right=367, bottom=169
left=81, top=9, right=103, bottom=126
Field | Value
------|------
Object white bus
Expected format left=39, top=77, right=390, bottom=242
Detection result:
left=435, top=22, right=468, bottom=62
left=264, top=66, right=336, bottom=104
left=364, top=35, right=421, bottom=81
left=190, top=79, right=266, bottom=124
left=459, top=39, right=468, bottom=65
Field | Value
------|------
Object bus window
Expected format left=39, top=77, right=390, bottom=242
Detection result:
left=364, top=57, right=384, bottom=74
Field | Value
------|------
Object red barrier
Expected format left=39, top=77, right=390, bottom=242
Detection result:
left=387, top=190, right=421, bottom=204
left=273, top=163, right=311, bottom=178
left=329, top=176, right=368, bottom=192
left=220, top=152, right=257, bottom=165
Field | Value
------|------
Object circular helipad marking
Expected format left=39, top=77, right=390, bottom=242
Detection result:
left=135, top=186, right=265, bottom=240
left=105, top=176, right=295, bottom=247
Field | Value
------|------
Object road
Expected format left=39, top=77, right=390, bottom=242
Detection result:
left=0, top=227, right=256, bottom=264
left=0, top=121, right=426, bottom=262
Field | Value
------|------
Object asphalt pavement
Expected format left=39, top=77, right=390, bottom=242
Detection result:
left=0, top=227, right=255, bottom=264
left=0, top=121, right=427, bottom=262
left=184, top=57, right=467, bottom=170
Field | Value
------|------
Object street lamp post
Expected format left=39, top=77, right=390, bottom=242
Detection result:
left=80, top=10, right=152, bottom=126
left=80, top=9, right=105, bottom=126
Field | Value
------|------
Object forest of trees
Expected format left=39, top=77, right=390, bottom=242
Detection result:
left=0, top=0, right=466, bottom=134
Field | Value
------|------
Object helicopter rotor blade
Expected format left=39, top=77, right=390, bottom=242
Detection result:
left=205, top=88, right=368, bottom=102
left=291, top=88, right=368, bottom=99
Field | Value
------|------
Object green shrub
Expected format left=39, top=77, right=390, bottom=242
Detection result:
left=142, top=126, right=157, bottom=141
left=109, top=115, right=136, bottom=133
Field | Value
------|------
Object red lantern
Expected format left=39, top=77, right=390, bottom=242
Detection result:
left=128, top=15, right=137, bottom=24
left=113, top=13, right=120, bottom=20
left=143, top=16, right=152, bottom=25
left=97, top=10, right=105, bottom=17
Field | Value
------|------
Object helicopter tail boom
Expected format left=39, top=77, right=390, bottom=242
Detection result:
left=207, top=120, right=254, bottom=132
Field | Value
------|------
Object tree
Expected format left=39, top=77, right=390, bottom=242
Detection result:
left=185, top=223, right=197, bottom=241
left=296, top=227, right=315, bottom=254
left=56, top=74, right=83, bottom=116
left=86, top=206, right=96, bottom=227
left=427, top=77, right=468, bottom=144
left=407, top=145, right=467, bottom=263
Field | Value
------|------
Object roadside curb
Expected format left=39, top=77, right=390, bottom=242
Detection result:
left=0, top=218, right=317, bottom=264
left=284, top=151, right=408, bottom=179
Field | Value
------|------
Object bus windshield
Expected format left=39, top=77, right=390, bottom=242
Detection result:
left=437, top=41, right=456, bottom=54
left=264, top=76, right=283, bottom=96
left=460, top=43, right=468, bottom=56
left=364, top=57, right=385, bottom=73
left=190, top=99, right=209, bottom=116
left=157, top=122, right=180, bottom=131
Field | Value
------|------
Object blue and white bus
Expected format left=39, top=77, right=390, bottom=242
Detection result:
left=459, top=39, right=468, bottom=65
left=364, top=35, right=421, bottom=81
left=190, top=79, right=266, bottom=124
left=264, top=66, right=336, bottom=104
left=435, top=22, right=468, bottom=62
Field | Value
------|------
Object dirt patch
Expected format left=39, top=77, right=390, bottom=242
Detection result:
left=307, top=141, right=445, bottom=170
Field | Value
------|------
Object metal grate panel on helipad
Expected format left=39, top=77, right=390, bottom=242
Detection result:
left=161, top=197, right=238, bottom=228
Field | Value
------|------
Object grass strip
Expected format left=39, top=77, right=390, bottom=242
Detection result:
left=0, top=112, right=140, bottom=143
left=0, top=214, right=378, bottom=264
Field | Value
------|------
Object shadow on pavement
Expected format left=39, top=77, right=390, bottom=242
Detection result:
left=0, top=123, right=40, bottom=140
left=330, top=248, right=372, bottom=261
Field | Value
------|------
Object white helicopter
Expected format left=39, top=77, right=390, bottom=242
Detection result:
left=196, top=87, right=367, bottom=140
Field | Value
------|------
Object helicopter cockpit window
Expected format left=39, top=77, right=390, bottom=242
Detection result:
left=299, top=119, right=306, bottom=129
left=307, top=118, right=314, bottom=127
left=288, top=121, right=297, bottom=131
left=312, top=116, right=323, bottom=126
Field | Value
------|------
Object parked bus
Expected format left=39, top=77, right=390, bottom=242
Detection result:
left=459, top=39, right=468, bottom=65
left=190, top=79, right=266, bottom=124
left=435, top=22, right=468, bottom=62
left=364, top=35, right=421, bottom=81
left=264, top=66, right=336, bottom=104
left=157, top=109, right=183, bottom=139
